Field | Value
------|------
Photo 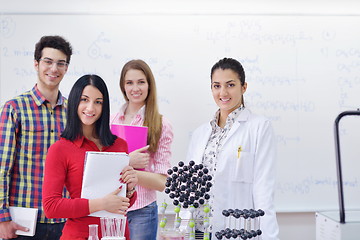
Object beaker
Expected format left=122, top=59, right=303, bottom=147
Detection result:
left=88, top=224, right=100, bottom=240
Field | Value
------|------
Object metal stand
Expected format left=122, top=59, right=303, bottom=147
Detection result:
left=316, top=109, right=360, bottom=240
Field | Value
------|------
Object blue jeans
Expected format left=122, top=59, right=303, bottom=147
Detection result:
left=11, top=222, right=64, bottom=240
left=127, top=201, right=158, bottom=240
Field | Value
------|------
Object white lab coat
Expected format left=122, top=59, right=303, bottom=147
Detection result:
left=186, top=108, right=279, bottom=240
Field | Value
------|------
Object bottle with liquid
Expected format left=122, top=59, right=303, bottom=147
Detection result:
left=88, top=224, right=100, bottom=240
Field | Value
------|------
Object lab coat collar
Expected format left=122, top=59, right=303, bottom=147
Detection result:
left=236, top=107, right=251, bottom=122
left=221, top=108, right=251, bottom=146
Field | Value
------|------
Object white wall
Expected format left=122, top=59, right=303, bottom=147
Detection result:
left=1, top=0, right=360, bottom=15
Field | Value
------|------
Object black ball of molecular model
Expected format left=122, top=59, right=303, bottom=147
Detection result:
left=164, top=160, right=213, bottom=209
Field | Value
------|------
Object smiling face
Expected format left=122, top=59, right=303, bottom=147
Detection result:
left=34, top=47, right=68, bottom=91
left=211, top=68, right=247, bottom=117
left=123, top=69, right=149, bottom=108
left=77, top=85, right=103, bottom=131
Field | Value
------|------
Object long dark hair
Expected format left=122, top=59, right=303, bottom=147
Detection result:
left=211, top=57, right=246, bottom=106
left=61, top=74, right=116, bottom=146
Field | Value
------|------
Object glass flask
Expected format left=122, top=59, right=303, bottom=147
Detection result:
left=88, top=224, right=100, bottom=240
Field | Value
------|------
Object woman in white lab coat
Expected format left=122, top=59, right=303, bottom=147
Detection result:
left=186, top=58, right=279, bottom=240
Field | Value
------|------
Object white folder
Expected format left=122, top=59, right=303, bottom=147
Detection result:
left=81, top=151, right=129, bottom=218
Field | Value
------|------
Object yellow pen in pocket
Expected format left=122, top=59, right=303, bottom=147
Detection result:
left=234, top=145, right=242, bottom=179
left=237, top=146, right=242, bottom=159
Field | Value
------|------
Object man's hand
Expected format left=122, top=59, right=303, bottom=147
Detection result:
left=0, top=220, right=29, bottom=239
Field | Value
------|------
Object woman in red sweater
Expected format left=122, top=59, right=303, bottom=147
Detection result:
left=43, top=74, right=137, bottom=240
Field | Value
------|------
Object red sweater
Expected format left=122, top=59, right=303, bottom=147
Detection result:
left=43, top=136, right=136, bottom=239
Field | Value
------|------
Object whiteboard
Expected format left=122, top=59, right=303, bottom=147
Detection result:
left=1, top=14, right=360, bottom=212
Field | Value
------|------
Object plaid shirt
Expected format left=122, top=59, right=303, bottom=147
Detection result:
left=0, top=85, right=67, bottom=223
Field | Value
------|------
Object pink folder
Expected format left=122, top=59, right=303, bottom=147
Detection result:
left=110, top=124, right=148, bottom=170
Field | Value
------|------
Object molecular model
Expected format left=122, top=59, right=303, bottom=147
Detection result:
left=159, top=160, right=265, bottom=240
left=159, top=160, right=213, bottom=240
left=215, top=209, right=265, bottom=240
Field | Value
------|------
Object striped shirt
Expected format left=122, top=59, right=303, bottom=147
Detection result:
left=0, top=85, right=67, bottom=223
left=110, top=104, right=172, bottom=211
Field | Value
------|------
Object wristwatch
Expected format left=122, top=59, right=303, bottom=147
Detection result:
left=126, top=187, right=136, bottom=198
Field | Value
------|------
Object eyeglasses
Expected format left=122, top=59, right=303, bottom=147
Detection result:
left=39, top=58, right=69, bottom=69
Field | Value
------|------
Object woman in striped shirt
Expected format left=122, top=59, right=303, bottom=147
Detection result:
left=110, top=59, right=173, bottom=240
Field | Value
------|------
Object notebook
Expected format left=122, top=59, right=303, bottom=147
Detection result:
left=110, top=124, right=148, bottom=170
left=9, top=206, right=38, bottom=236
left=110, top=124, right=148, bottom=153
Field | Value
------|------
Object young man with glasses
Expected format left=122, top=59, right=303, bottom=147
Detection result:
left=0, top=35, right=73, bottom=239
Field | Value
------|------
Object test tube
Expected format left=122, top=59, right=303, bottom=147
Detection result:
left=120, top=216, right=126, bottom=237
left=100, top=217, right=106, bottom=237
